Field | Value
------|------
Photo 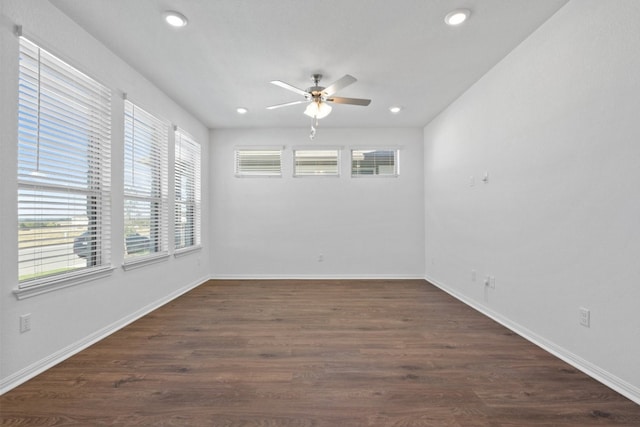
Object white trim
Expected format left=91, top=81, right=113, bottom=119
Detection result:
left=210, top=274, right=424, bottom=280
left=351, top=174, right=399, bottom=179
left=122, top=253, right=170, bottom=271
left=1, top=276, right=208, bottom=395
left=234, top=145, right=285, bottom=150
left=174, top=245, right=202, bottom=258
left=293, top=145, right=344, bottom=151
left=13, top=267, right=115, bottom=300
left=234, top=147, right=283, bottom=177
left=350, top=148, right=400, bottom=178
left=293, top=148, right=341, bottom=178
left=424, top=274, right=640, bottom=405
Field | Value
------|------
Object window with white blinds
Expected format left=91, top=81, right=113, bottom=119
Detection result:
left=174, top=129, right=201, bottom=251
left=17, top=37, right=112, bottom=287
left=123, top=100, right=169, bottom=263
left=235, top=148, right=282, bottom=176
left=294, top=149, right=340, bottom=176
left=351, top=149, right=399, bottom=177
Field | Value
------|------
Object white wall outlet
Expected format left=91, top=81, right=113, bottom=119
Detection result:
left=484, top=276, right=496, bottom=289
left=20, top=313, right=31, bottom=333
left=318, top=254, right=324, bottom=262
left=482, top=171, right=489, bottom=183
left=579, top=307, right=590, bottom=327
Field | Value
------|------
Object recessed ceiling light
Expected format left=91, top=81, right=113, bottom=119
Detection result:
left=163, top=11, right=188, bottom=28
left=236, top=107, right=248, bottom=114
left=389, top=106, right=402, bottom=114
left=444, top=9, right=470, bottom=26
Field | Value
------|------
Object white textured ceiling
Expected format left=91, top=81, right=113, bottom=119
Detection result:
left=51, top=0, right=568, bottom=129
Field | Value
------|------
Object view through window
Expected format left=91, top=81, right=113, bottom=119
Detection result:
left=123, top=100, right=169, bottom=262
left=174, top=129, right=201, bottom=251
left=17, top=37, right=112, bottom=286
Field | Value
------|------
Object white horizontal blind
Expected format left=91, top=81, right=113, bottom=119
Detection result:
left=17, top=37, right=112, bottom=286
left=294, top=149, right=340, bottom=176
left=174, top=129, right=201, bottom=250
left=235, top=149, right=282, bottom=176
left=123, top=100, right=169, bottom=261
left=351, top=149, right=399, bottom=176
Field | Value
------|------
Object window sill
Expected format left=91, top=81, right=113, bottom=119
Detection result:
left=351, top=174, right=399, bottom=178
left=174, top=245, right=202, bottom=258
left=235, top=174, right=282, bottom=178
left=13, top=266, right=115, bottom=300
left=122, top=253, right=170, bottom=271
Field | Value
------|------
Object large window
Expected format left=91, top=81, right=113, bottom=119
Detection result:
left=123, top=100, right=169, bottom=264
left=235, top=148, right=282, bottom=177
left=174, top=129, right=201, bottom=251
left=17, top=37, right=112, bottom=288
left=351, top=149, right=399, bottom=177
left=294, top=149, right=340, bottom=177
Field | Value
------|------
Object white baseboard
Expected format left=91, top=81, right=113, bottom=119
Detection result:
left=210, top=274, right=425, bottom=280
left=424, top=274, right=640, bottom=406
left=0, top=275, right=208, bottom=395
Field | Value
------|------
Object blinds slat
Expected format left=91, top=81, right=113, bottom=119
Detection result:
left=123, top=100, right=169, bottom=261
left=351, top=149, right=399, bottom=176
left=294, top=150, right=339, bottom=176
left=18, top=37, right=111, bottom=286
left=174, top=129, right=201, bottom=250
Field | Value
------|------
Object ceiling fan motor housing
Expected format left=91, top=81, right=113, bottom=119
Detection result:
left=267, top=73, right=370, bottom=110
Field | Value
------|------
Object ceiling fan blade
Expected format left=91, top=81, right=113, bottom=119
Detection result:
left=323, top=74, right=357, bottom=96
left=326, top=96, right=371, bottom=106
left=270, top=80, right=309, bottom=97
left=266, top=100, right=308, bottom=110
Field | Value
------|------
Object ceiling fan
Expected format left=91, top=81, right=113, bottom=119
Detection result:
left=266, top=73, right=371, bottom=120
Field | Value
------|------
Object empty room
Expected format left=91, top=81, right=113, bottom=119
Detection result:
left=1, top=0, right=639, bottom=425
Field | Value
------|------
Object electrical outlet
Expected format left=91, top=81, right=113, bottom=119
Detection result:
left=579, top=307, right=590, bottom=327
left=20, top=314, right=31, bottom=333
left=318, top=254, right=324, bottom=262
left=484, top=276, right=496, bottom=289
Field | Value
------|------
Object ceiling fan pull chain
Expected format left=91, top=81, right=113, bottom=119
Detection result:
left=310, top=116, right=317, bottom=140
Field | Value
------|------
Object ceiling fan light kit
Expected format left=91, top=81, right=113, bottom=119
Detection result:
left=267, top=73, right=371, bottom=139
left=304, top=101, right=332, bottom=119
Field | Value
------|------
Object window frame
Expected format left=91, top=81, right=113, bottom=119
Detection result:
left=122, top=99, right=170, bottom=268
left=174, top=128, right=202, bottom=254
left=234, top=147, right=283, bottom=177
left=293, top=148, right=341, bottom=177
left=15, top=36, right=113, bottom=298
left=351, top=148, right=400, bottom=177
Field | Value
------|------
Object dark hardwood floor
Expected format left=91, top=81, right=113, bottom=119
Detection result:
left=1, top=279, right=639, bottom=426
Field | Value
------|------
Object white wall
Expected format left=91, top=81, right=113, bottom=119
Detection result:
left=424, top=0, right=640, bottom=403
left=0, top=0, right=210, bottom=393
left=210, top=127, right=424, bottom=278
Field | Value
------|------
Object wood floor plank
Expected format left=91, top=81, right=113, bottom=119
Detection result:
left=1, top=279, right=639, bottom=426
